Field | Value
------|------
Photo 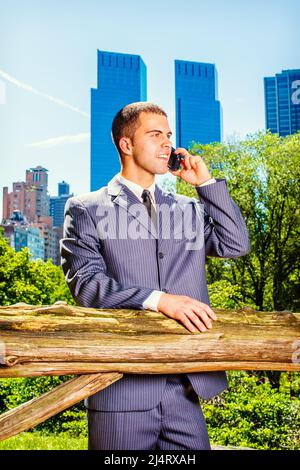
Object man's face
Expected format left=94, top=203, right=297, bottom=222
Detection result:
left=129, top=112, right=173, bottom=175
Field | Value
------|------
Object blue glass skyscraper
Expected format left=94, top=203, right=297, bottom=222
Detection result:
left=91, top=50, right=147, bottom=191
left=175, top=60, right=222, bottom=148
left=50, top=182, right=72, bottom=227
left=264, top=69, right=300, bottom=136
left=58, top=181, right=70, bottom=197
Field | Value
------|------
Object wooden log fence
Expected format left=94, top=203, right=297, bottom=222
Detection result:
left=0, top=301, right=299, bottom=441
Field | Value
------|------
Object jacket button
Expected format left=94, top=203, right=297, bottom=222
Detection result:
left=158, top=252, right=164, bottom=259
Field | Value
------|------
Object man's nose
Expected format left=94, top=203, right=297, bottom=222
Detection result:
left=161, top=135, right=172, bottom=148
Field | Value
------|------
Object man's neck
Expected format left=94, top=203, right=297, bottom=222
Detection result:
left=120, top=169, right=155, bottom=189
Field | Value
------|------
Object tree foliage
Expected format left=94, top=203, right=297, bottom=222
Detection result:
left=202, top=371, right=300, bottom=449
left=177, top=131, right=300, bottom=312
left=0, top=232, right=74, bottom=306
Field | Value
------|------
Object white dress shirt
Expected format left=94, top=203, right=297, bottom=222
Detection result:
left=116, top=172, right=216, bottom=311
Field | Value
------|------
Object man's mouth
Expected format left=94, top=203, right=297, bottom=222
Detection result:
left=156, top=154, right=169, bottom=161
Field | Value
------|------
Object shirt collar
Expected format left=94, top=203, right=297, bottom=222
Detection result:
left=117, top=173, right=156, bottom=203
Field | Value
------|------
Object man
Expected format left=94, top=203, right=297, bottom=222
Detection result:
left=61, top=102, right=250, bottom=450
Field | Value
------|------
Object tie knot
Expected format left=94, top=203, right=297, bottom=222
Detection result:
left=141, top=189, right=151, bottom=201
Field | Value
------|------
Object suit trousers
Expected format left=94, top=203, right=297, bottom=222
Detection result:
left=87, top=374, right=211, bottom=450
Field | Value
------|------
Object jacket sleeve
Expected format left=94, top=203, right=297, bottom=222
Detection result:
left=60, top=197, right=154, bottom=309
left=196, top=178, right=250, bottom=258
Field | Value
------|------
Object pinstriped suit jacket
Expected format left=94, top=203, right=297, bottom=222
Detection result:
left=60, top=174, right=250, bottom=412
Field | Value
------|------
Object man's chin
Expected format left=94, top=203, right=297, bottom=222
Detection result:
left=154, top=168, right=170, bottom=175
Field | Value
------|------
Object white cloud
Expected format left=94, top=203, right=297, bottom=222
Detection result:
left=28, top=132, right=90, bottom=148
left=0, top=69, right=90, bottom=118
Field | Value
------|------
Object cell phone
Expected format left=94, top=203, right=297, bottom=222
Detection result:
left=168, top=147, right=185, bottom=171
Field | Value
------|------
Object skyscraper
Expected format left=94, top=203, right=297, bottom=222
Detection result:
left=50, top=181, right=72, bottom=228
left=175, top=60, right=222, bottom=148
left=90, top=50, right=147, bottom=191
left=264, top=69, right=300, bottom=136
left=58, top=181, right=70, bottom=197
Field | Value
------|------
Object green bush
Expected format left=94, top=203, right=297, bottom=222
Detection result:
left=202, top=371, right=300, bottom=450
left=0, top=376, right=87, bottom=437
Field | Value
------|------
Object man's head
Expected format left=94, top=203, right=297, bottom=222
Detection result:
left=111, top=102, right=173, bottom=181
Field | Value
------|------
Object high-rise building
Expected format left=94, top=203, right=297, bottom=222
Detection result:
left=58, top=181, right=70, bottom=197
left=2, top=166, right=50, bottom=222
left=1, top=210, right=45, bottom=261
left=175, top=60, right=222, bottom=148
left=91, top=50, right=147, bottom=191
left=1, top=168, right=63, bottom=264
left=50, top=181, right=72, bottom=228
left=31, top=216, right=59, bottom=265
left=264, top=69, right=300, bottom=136
left=14, top=226, right=44, bottom=261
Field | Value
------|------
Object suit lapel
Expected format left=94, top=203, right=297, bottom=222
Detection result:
left=107, top=174, right=158, bottom=239
left=107, top=174, right=192, bottom=242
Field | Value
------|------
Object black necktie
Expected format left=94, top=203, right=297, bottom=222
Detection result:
left=141, top=189, right=157, bottom=231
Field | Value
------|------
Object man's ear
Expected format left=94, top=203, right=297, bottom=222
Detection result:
left=119, top=137, right=133, bottom=156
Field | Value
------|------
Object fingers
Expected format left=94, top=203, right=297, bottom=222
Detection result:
left=176, top=153, right=201, bottom=172
left=185, top=311, right=208, bottom=333
left=184, top=155, right=192, bottom=170
left=174, top=147, right=188, bottom=156
left=191, top=300, right=218, bottom=320
left=177, top=309, right=212, bottom=334
left=177, top=305, right=217, bottom=334
left=186, top=300, right=217, bottom=333
left=190, top=307, right=213, bottom=330
left=178, top=313, right=200, bottom=334
left=190, top=156, right=201, bottom=169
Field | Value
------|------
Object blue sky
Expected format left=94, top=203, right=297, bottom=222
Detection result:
left=0, top=0, right=299, bottom=217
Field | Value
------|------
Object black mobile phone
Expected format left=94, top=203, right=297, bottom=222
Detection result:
left=168, top=147, right=185, bottom=171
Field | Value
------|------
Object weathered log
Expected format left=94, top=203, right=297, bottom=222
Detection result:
left=1, top=361, right=300, bottom=378
left=0, top=372, right=122, bottom=441
left=0, top=303, right=299, bottom=374
left=0, top=330, right=299, bottom=366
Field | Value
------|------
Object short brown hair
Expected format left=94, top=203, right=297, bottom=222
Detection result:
left=111, top=102, right=167, bottom=154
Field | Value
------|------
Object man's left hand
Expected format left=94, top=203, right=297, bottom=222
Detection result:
left=169, top=148, right=212, bottom=186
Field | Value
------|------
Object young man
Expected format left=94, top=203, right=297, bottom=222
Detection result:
left=61, top=102, right=250, bottom=450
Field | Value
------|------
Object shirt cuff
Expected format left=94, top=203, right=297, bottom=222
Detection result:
left=142, top=290, right=164, bottom=312
left=196, top=177, right=217, bottom=187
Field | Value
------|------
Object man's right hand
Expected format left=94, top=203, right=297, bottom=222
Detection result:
left=157, top=293, right=217, bottom=334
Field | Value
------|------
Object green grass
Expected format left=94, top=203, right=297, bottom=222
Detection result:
left=0, top=433, right=252, bottom=450
left=0, top=432, right=88, bottom=450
